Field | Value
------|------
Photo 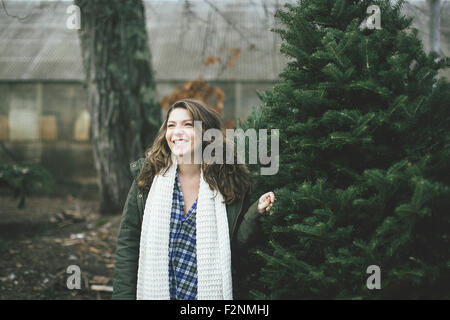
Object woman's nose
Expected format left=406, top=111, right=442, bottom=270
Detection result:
left=172, top=126, right=185, bottom=136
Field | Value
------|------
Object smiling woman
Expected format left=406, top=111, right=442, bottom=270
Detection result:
left=113, top=99, right=276, bottom=300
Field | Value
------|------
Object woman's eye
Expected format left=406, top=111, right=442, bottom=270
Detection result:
left=185, top=123, right=192, bottom=126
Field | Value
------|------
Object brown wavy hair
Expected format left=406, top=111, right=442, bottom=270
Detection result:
left=137, top=98, right=252, bottom=205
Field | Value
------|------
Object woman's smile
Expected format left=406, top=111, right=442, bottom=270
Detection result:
left=173, top=139, right=188, bottom=145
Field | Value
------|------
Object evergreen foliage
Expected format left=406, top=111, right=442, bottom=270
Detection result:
left=0, top=161, right=54, bottom=209
left=239, top=0, right=450, bottom=299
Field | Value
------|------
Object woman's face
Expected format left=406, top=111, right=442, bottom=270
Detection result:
left=165, top=107, right=199, bottom=161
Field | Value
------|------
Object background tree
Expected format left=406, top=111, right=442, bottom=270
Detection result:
left=239, top=0, right=450, bottom=299
left=159, top=74, right=240, bottom=129
left=0, top=160, right=53, bottom=209
left=159, top=75, right=225, bottom=115
left=75, top=0, right=161, bottom=214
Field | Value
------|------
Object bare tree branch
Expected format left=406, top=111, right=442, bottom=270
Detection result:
left=1, top=0, right=31, bottom=21
left=183, top=0, right=208, bottom=24
left=203, top=0, right=254, bottom=46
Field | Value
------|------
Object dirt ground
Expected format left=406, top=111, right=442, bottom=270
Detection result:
left=0, top=193, right=122, bottom=300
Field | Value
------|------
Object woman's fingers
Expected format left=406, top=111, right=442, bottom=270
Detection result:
left=258, top=191, right=276, bottom=215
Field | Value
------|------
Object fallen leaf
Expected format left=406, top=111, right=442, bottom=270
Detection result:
left=89, top=247, right=101, bottom=253
left=90, top=276, right=110, bottom=285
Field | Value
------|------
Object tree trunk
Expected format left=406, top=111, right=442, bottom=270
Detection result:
left=428, top=0, right=440, bottom=53
left=75, top=0, right=161, bottom=214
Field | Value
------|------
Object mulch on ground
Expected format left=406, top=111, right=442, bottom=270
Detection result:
left=0, top=195, right=122, bottom=300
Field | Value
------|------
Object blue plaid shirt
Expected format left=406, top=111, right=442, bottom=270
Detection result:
left=168, top=170, right=198, bottom=300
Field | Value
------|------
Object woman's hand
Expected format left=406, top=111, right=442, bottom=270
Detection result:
left=257, top=191, right=276, bottom=215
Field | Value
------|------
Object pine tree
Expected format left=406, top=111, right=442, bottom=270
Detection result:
left=239, top=0, right=450, bottom=299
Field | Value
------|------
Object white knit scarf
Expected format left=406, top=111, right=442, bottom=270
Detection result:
left=136, top=154, right=233, bottom=300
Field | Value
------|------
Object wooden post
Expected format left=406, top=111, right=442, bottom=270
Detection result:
left=428, top=0, right=440, bottom=54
